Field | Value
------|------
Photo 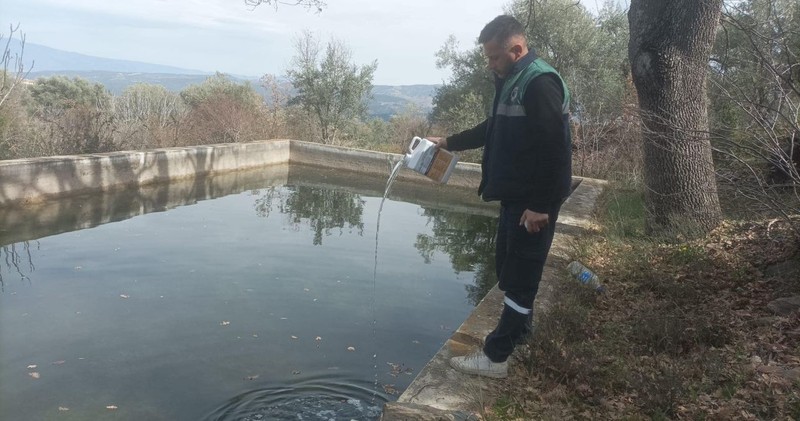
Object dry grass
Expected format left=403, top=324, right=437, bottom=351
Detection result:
left=486, top=185, right=800, bottom=420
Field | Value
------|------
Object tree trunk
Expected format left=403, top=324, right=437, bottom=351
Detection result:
left=628, top=0, right=723, bottom=237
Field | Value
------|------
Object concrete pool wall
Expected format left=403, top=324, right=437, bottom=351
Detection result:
left=0, top=139, right=606, bottom=419
left=0, top=139, right=483, bottom=208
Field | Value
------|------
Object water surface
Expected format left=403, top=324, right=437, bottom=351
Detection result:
left=0, top=165, right=498, bottom=420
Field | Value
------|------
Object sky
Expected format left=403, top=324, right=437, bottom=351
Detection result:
left=3, top=0, right=626, bottom=85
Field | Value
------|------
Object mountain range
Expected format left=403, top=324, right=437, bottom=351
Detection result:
left=10, top=40, right=439, bottom=119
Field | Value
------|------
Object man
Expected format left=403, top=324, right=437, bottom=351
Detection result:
left=431, top=15, right=572, bottom=378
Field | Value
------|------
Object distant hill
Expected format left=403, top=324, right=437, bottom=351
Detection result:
left=14, top=41, right=439, bottom=118
left=10, top=39, right=210, bottom=75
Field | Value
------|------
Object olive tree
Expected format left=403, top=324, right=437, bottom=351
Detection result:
left=28, top=76, right=115, bottom=155
left=286, top=31, right=377, bottom=145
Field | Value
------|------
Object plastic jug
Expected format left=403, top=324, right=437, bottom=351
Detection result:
left=404, top=136, right=458, bottom=184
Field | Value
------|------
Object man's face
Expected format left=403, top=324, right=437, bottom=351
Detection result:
left=483, top=38, right=516, bottom=79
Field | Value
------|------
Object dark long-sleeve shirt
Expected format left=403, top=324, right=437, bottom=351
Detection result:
left=446, top=72, right=569, bottom=213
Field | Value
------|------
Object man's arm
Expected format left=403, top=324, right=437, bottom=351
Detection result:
left=436, top=119, right=489, bottom=152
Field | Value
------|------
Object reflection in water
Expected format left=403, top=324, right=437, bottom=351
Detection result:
left=253, top=185, right=365, bottom=246
left=0, top=164, right=501, bottom=420
left=0, top=242, right=36, bottom=291
left=415, top=208, right=498, bottom=306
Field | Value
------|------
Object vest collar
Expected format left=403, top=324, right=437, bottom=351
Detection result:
left=495, top=49, right=538, bottom=83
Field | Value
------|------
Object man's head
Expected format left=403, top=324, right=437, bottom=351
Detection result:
left=479, top=15, right=528, bottom=79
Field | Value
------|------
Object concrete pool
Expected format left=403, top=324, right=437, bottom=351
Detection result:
left=0, top=140, right=605, bottom=420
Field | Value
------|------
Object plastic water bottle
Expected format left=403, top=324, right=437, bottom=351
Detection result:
left=567, top=261, right=605, bottom=292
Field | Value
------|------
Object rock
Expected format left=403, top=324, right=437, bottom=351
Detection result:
left=380, top=402, right=479, bottom=421
left=767, top=296, right=800, bottom=315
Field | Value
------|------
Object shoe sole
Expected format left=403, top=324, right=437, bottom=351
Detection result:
left=448, top=360, right=508, bottom=378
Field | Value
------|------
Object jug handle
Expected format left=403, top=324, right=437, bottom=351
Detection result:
left=409, top=136, right=422, bottom=153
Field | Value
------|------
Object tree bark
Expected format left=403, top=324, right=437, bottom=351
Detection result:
left=628, top=0, right=723, bottom=237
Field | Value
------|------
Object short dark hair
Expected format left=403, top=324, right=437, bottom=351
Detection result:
left=478, top=15, right=525, bottom=45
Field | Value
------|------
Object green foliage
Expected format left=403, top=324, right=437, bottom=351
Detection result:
left=180, top=72, right=262, bottom=112
left=179, top=73, right=267, bottom=144
left=286, top=32, right=377, bottom=144
left=27, top=76, right=115, bottom=154
left=432, top=36, right=493, bottom=132
left=432, top=0, right=630, bottom=138
left=510, top=0, right=629, bottom=121
left=29, top=76, right=112, bottom=117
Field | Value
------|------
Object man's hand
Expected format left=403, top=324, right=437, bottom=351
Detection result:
left=519, top=209, right=549, bottom=233
left=427, top=136, right=448, bottom=150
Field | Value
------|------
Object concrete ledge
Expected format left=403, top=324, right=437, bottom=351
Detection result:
left=0, top=140, right=291, bottom=207
left=0, top=139, right=487, bottom=208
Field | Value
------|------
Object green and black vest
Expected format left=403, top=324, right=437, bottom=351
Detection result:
left=479, top=52, right=572, bottom=207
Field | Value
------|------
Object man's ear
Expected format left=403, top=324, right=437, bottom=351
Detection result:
left=510, top=43, right=524, bottom=59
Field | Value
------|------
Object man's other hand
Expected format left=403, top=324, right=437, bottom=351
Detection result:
left=519, top=209, right=549, bottom=233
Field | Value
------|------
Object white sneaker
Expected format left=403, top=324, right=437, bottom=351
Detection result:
left=449, top=351, right=508, bottom=378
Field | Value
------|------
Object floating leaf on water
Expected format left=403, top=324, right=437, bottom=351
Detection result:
left=74, top=266, right=82, bottom=271
left=313, top=299, right=318, bottom=302
left=220, top=321, right=231, bottom=326
left=106, top=405, right=118, bottom=410
left=280, top=317, right=288, bottom=320
left=315, top=336, right=322, bottom=341
left=291, top=335, right=298, bottom=340
left=52, top=360, right=66, bottom=365
left=244, top=375, right=260, bottom=381
left=291, top=370, right=301, bottom=375
left=119, top=294, right=130, bottom=299
left=303, top=288, right=310, bottom=292
left=58, top=407, right=69, bottom=412
left=27, top=365, right=37, bottom=369
left=28, top=372, right=40, bottom=379
left=347, top=346, right=356, bottom=352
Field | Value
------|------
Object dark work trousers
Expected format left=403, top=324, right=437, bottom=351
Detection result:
left=483, top=201, right=561, bottom=363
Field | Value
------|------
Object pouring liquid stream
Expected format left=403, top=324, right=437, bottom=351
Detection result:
left=370, top=159, right=405, bottom=402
